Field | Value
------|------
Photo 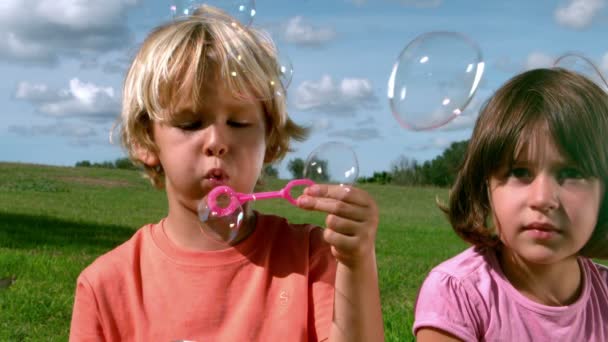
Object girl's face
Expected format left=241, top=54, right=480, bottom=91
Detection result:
left=488, top=137, right=604, bottom=265
left=148, top=82, right=267, bottom=214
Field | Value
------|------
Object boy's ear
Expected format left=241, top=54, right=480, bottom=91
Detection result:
left=264, top=145, right=278, bottom=163
left=134, top=143, right=159, bottom=167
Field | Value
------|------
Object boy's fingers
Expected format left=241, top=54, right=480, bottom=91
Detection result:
left=304, top=184, right=370, bottom=207
left=325, top=214, right=360, bottom=236
left=297, top=196, right=367, bottom=222
left=323, top=228, right=359, bottom=252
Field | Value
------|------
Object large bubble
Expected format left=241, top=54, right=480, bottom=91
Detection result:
left=303, top=142, right=359, bottom=185
left=553, top=53, right=608, bottom=92
left=388, top=31, right=485, bottom=131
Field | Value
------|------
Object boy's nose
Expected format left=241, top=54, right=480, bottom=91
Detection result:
left=528, top=174, right=559, bottom=212
left=204, top=125, right=228, bottom=157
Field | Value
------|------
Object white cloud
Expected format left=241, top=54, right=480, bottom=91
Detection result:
left=0, top=0, right=137, bottom=66
left=294, top=75, right=378, bottom=115
left=395, top=0, right=442, bottom=7
left=15, top=79, right=120, bottom=122
left=307, top=117, right=333, bottom=132
left=330, top=128, right=381, bottom=141
left=356, top=116, right=376, bottom=127
left=284, top=16, right=336, bottom=46
left=554, top=0, right=605, bottom=29
left=525, top=51, right=555, bottom=70
left=8, top=123, right=97, bottom=138
left=348, top=0, right=442, bottom=7
left=404, top=136, right=452, bottom=152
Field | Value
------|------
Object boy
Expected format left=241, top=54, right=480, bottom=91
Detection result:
left=70, top=6, right=384, bottom=341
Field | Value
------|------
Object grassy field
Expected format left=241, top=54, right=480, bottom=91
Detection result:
left=0, top=162, right=467, bottom=341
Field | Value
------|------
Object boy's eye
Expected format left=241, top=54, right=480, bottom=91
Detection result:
left=176, top=121, right=203, bottom=131
left=228, top=120, right=250, bottom=128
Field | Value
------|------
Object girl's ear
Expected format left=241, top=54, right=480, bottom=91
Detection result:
left=134, top=143, right=159, bottom=167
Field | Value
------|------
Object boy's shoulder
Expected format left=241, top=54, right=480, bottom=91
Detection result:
left=77, top=224, right=152, bottom=284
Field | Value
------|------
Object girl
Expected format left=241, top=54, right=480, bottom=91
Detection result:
left=414, top=68, right=608, bottom=341
left=69, top=6, right=384, bottom=341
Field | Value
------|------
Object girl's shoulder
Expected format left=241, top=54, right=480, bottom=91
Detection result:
left=582, top=258, right=608, bottom=286
left=430, top=246, right=497, bottom=281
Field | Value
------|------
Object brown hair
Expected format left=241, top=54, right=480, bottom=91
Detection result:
left=443, top=68, right=608, bottom=258
left=116, top=6, right=308, bottom=188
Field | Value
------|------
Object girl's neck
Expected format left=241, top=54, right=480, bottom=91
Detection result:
left=163, top=204, right=257, bottom=252
left=497, top=248, right=583, bottom=306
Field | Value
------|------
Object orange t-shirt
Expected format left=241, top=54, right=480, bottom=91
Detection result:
left=70, top=213, right=336, bottom=341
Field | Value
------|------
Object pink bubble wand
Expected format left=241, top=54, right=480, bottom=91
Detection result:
left=205, top=179, right=316, bottom=217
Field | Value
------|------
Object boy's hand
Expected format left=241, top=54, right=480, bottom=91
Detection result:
left=296, top=184, right=379, bottom=268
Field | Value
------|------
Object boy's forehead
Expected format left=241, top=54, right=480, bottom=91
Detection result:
left=167, top=81, right=261, bottom=115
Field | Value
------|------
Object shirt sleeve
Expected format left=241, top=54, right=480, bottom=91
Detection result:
left=413, top=270, right=482, bottom=341
left=307, top=227, right=337, bottom=342
left=69, top=274, right=104, bottom=342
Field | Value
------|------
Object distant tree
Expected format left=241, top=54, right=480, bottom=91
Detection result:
left=114, top=157, right=138, bottom=170
left=287, top=158, right=305, bottom=179
left=262, top=164, right=279, bottom=178
left=390, top=155, right=421, bottom=186
left=386, top=140, right=468, bottom=187
left=366, top=171, right=392, bottom=184
left=75, top=160, right=92, bottom=167
left=95, top=161, right=115, bottom=169
left=427, top=140, right=468, bottom=187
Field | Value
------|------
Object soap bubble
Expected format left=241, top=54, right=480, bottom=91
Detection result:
left=198, top=193, right=245, bottom=245
left=170, top=0, right=256, bottom=27
left=553, top=53, right=608, bottom=92
left=388, top=31, right=485, bottom=130
left=303, top=142, right=359, bottom=185
left=277, top=48, right=294, bottom=90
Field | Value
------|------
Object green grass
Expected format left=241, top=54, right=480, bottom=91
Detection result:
left=0, top=162, right=466, bottom=341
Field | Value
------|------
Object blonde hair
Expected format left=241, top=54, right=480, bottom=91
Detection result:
left=117, top=6, right=308, bottom=188
left=443, top=68, right=608, bottom=259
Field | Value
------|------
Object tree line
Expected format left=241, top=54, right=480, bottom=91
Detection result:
left=287, top=140, right=468, bottom=187
left=76, top=140, right=468, bottom=188
left=75, top=157, right=281, bottom=178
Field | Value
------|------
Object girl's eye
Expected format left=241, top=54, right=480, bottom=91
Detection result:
left=177, top=121, right=203, bottom=131
left=559, top=167, right=584, bottom=180
left=510, top=167, right=531, bottom=179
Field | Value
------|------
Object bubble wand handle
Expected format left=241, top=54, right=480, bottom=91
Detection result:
left=206, top=179, right=316, bottom=217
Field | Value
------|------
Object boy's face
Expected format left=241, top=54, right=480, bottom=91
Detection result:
left=148, top=81, right=267, bottom=212
left=488, top=137, right=604, bottom=266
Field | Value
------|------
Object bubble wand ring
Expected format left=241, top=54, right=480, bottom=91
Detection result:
left=206, top=179, right=316, bottom=217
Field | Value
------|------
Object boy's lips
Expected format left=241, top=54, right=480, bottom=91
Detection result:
left=204, top=168, right=229, bottom=184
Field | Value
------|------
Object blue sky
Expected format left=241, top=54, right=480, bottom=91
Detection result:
left=2, top=0, right=608, bottom=178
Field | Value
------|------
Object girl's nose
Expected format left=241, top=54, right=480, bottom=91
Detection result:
left=204, top=125, right=228, bottom=157
left=528, top=173, right=559, bottom=212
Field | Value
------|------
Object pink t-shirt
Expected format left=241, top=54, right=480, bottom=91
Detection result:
left=70, top=213, right=336, bottom=341
left=413, top=246, right=608, bottom=341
